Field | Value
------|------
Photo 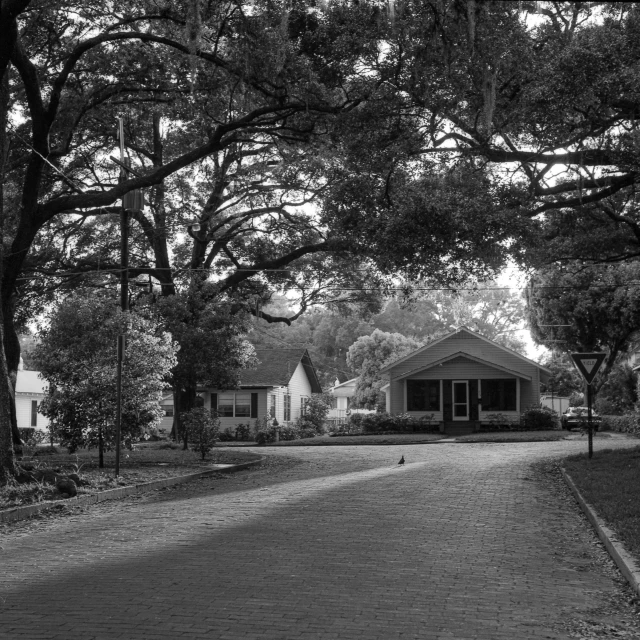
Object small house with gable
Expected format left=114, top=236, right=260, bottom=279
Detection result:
left=379, top=327, right=551, bottom=435
left=15, top=366, right=50, bottom=433
left=203, top=348, right=322, bottom=430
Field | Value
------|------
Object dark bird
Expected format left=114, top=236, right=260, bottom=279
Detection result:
left=398, top=455, right=405, bottom=465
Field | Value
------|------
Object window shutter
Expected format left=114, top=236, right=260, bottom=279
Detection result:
left=250, top=393, right=258, bottom=418
left=211, top=393, right=218, bottom=417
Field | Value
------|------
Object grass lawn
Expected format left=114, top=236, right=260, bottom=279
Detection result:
left=1, top=442, right=260, bottom=511
left=563, top=445, right=640, bottom=560
left=454, top=430, right=611, bottom=443
left=266, top=433, right=445, bottom=446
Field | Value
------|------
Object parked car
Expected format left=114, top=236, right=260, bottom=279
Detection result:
left=561, top=406, right=602, bottom=430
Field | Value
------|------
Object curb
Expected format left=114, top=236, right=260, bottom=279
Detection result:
left=0, top=458, right=263, bottom=525
left=561, top=468, right=640, bottom=597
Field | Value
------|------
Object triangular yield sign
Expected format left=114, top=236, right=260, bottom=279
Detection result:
left=571, top=352, right=607, bottom=385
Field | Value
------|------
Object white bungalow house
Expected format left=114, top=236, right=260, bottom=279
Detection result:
left=207, top=348, right=322, bottom=430
left=379, top=326, right=551, bottom=435
left=157, top=349, right=323, bottom=434
left=15, top=364, right=50, bottom=433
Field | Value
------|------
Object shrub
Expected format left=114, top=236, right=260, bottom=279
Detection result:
left=181, top=407, right=220, bottom=460
left=255, top=423, right=300, bottom=445
left=359, top=412, right=439, bottom=434
left=298, top=394, right=331, bottom=434
left=480, top=413, right=518, bottom=432
left=329, top=419, right=364, bottom=436
left=520, top=406, right=560, bottom=431
left=235, top=423, right=252, bottom=441
left=218, top=427, right=236, bottom=442
left=602, top=413, right=640, bottom=436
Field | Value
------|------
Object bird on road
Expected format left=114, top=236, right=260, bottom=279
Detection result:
left=398, top=455, right=405, bottom=465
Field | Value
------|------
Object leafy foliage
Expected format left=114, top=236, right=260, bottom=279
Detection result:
left=520, top=406, right=560, bottom=431
left=347, top=330, right=422, bottom=408
left=347, top=412, right=439, bottom=435
left=540, top=355, right=584, bottom=397
left=526, top=263, right=640, bottom=391
left=295, top=394, right=331, bottom=435
left=595, top=363, right=638, bottom=416
left=34, top=296, right=178, bottom=454
left=181, top=407, right=220, bottom=460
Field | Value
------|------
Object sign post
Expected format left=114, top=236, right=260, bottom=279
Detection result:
left=570, top=353, right=606, bottom=459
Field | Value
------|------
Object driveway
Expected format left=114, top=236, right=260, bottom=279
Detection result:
left=1, top=439, right=639, bottom=640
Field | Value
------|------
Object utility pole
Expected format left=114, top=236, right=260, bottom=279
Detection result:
left=113, top=117, right=143, bottom=477
left=115, top=116, right=128, bottom=478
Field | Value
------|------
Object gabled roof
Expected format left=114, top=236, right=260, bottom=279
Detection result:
left=380, top=326, right=552, bottom=376
left=329, top=377, right=358, bottom=392
left=240, top=348, right=322, bottom=393
left=16, top=370, right=48, bottom=394
left=392, top=351, right=533, bottom=381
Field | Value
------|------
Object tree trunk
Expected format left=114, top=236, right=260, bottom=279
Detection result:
left=0, top=64, right=17, bottom=483
left=173, top=385, right=196, bottom=450
left=3, top=305, right=23, bottom=448
left=98, top=426, right=104, bottom=469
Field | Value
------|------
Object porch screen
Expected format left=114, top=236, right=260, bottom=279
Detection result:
left=406, top=380, right=440, bottom=411
left=482, top=379, right=517, bottom=411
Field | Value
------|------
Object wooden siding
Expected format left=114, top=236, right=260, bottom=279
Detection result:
left=287, top=361, right=313, bottom=423
left=385, top=332, right=544, bottom=415
left=15, top=394, right=49, bottom=431
left=401, top=356, right=524, bottom=380
left=388, top=333, right=541, bottom=382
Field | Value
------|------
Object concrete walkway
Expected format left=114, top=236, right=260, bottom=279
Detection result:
left=1, top=439, right=639, bottom=640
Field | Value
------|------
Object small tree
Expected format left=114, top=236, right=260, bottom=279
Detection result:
left=297, top=394, right=331, bottom=435
left=347, top=330, right=422, bottom=408
left=35, top=296, right=178, bottom=466
left=182, top=407, right=220, bottom=460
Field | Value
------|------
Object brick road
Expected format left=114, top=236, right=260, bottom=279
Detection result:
left=1, top=439, right=640, bottom=640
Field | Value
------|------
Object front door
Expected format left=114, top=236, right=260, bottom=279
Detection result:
left=452, top=381, right=469, bottom=421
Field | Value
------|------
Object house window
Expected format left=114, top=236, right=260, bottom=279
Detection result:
left=482, top=379, right=517, bottom=411
left=300, top=396, right=309, bottom=415
left=235, top=393, right=251, bottom=417
left=284, top=394, right=291, bottom=421
left=164, top=406, right=174, bottom=417
left=218, top=393, right=235, bottom=417
left=31, top=400, right=38, bottom=427
left=406, top=380, right=440, bottom=411
left=269, top=394, right=276, bottom=418
left=216, top=392, right=258, bottom=418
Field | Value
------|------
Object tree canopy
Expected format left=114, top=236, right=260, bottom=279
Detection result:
left=347, top=329, right=422, bottom=408
left=526, top=262, right=640, bottom=391
left=4, top=1, right=640, bottom=480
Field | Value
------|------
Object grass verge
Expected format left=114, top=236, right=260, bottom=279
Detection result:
left=266, top=433, right=446, bottom=446
left=563, top=445, right=640, bottom=560
left=455, top=430, right=586, bottom=443
left=1, top=442, right=260, bottom=510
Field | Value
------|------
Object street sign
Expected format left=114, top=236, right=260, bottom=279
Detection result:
left=570, top=352, right=606, bottom=385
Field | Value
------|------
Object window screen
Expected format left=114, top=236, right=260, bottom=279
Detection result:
left=218, top=394, right=234, bottom=417
left=284, top=395, right=291, bottom=421
left=235, top=393, right=251, bottom=417
left=482, top=380, right=517, bottom=411
left=406, top=380, right=440, bottom=411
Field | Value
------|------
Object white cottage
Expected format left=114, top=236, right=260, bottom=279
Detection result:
left=15, top=367, right=50, bottom=432
left=379, top=327, right=551, bottom=435
left=205, top=348, right=322, bottom=429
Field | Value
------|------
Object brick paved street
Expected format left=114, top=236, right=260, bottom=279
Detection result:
left=2, top=439, right=640, bottom=640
